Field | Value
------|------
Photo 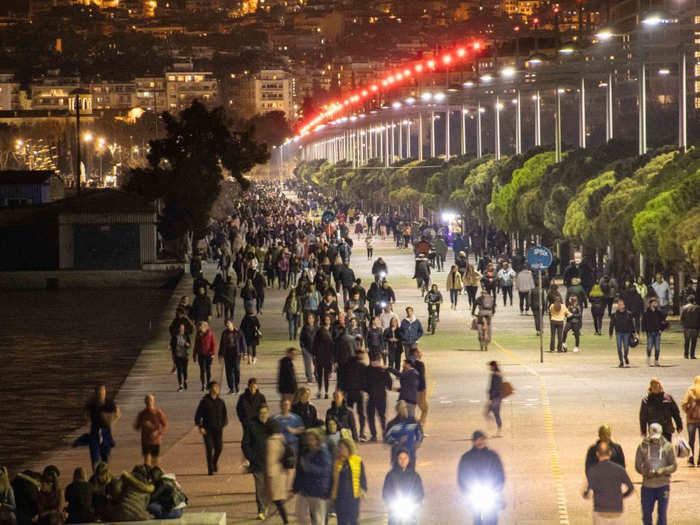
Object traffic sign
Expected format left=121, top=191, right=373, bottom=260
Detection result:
left=321, top=210, right=335, bottom=225
left=527, top=245, right=552, bottom=271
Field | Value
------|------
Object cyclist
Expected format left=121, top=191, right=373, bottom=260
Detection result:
left=424, top=284, right=443, bottom=333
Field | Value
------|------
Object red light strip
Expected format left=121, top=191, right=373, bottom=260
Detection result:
left=297, top=40, right=484, bottom=137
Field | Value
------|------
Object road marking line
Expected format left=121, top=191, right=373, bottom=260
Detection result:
left=493, top=339, right=571, bottom=525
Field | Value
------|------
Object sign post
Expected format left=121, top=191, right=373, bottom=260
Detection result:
left=527, top=245, right=553, bottom=363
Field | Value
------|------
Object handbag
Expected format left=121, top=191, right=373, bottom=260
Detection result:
left=629, top=334, right=639, bottom=348
left=675, top=437, right=691, bottom=458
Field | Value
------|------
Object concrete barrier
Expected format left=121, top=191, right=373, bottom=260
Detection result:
left=82, top=513, right=226, bottom=525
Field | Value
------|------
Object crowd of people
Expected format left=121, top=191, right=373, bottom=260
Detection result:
left=2, top=181, right=698, bottom=525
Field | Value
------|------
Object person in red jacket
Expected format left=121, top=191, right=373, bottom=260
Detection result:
left=195, top=321, right=217, bottom=391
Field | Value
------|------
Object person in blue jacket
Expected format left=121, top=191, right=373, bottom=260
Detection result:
left=293, top=429, right=332, bottom=525
left=399, top=307, right=423, bottom=359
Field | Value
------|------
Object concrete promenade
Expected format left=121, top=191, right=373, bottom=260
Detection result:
left=33, top=235, right=700, bottom=524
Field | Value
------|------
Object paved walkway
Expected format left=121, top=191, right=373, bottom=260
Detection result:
left=35, top=233, right=700, bottom=524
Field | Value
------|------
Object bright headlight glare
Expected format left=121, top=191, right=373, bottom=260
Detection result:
left=390, top=497, right=417, bottom=521
left=467, top=484, right=497, bottom=513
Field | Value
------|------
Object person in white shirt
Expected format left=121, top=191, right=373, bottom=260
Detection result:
left=497, top=262, right=517, bottom=307
left=651, top=274, right=671, bottom=315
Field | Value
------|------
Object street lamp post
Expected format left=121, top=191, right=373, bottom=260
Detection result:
left=430, top=111, right=436, bottom=158
left=398, top=121, right=403, bottom=160
left=418, top=113, right=424, bottom=161
left=406, top=119, right=412, bottom=158
left=535, top=90, right=542, bottom=146
left=445, top=108, right=451, bottom=160
left=515, top=90, right=522, bottom=154
left=639, top=61, right=647, bottom=155
left=494, top=96, right=501, bottom=160
left=606, top=73, right=614, bottom=141
left=679, top=51, right=687, bottom=152
left=555, top=88, right=562, bottom=162
left=579, top=77, right=586, bottom=149
left=461, top=105, right=467, bottom=155
left=477, top=101, right=483, bottom=158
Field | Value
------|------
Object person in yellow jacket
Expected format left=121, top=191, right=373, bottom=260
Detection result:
left=548, top=297, right=570, bottom=353
left=331, top=439, right=367, bottom=525
left=446, top=265, right=463, bottom=310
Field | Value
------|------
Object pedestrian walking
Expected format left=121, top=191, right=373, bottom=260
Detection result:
left=221, top=275, right=237, bottom=322
left=680, top=296, right=700, bottom=358
left=190, top=287, right=212, bottom=324
left=194, top=381, right=228, bottom=476
left=457, top=430, right=505, bottom=525
left=277, top=347, right=298, bottom=403
left=240, top=311, right=262, bottom=364
left=516, top=266, right=535, bottom=314
left=366, top=317, right=385, bottom=364
left=299, top=313, right=317, bottom=384
left=83, top=385, right=120, bottom=470
left=331, top=439, right=367, bottom=525
left=634, top=423, right=677, bottom=525
left=384, top=401, right=423, bottom=469
left=133, top=394, right=168, bottom=467
left=293, top=429, right=332, bottom=525
left=390, top=359, right=420, bottom=419
left=366, top=361, right=392, bottom=442
left=642, top=298, right=665, bottom=366
left=311, top=316, right=334, bottom=399
left=399, top=307, right=423, bottom=359
left=639, top=378, right=682, bottom=442
left=548, top=297, right=569, bottom=353
left=562, top=296, right=582, bottom=353
left=365, top=234, right=374, bottom=260
left=292, top=387, right=322, bottom=429
left=651, top=274, right=671, bottom=316
left=382, top=449, right=424, bottom=525
left=384, top=317, right=403, bottom=370
left=589, top=284, right=606, bottom=336
left=484, top=361, right=503, bottom=436
left=170, top=323, right=190, bottom=391
left=446, top=265, right=463, bottom=310
left=242, top=405, right=270, bottom=520
left=341, top=355, right=368, bottom=442
left=681, top=376, right=700, bottom=466
left=463, top=263, right=481, bottom=307
left=273, top=398, right=305, bottom=455
left=265, top=421, right=290, bottom=525
left=497, top=262, right=516, bottom=307
left=219, top=320, right=246, bottom=394
left=194, top=321, right=216, bottom=391
left=409, top=348, right=428, bottom=430
left=609, top=299, right=635, bottom=368
left=283, top=288, right=302, bottom=341
left=583, top=441, right=634, bottom=525
left=325, top=391, right=358, bottom=442
left=585, top=425, right=625, bottom=472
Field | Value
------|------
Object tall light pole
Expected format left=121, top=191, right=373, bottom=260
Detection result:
left=605, top=73, right=614, bottom=141
left=398, top=120, right=403, bottom=160
left=535, top=90, right=542, bottom=146
left=555, top=88, right=562, bottom=162
left=71, top=88, right=90, bottom=195
left=494, top=96, right=501, bottom=160
left=679, top=51, right=687, bottom=152
left=445, top=108, right=451, bottom=160
left=515, top=90, right=522, bottom=154
left=639, top=62, right=647, bottom=155
left=578, top=77, right=586, bottom=149
left=461, top=105, right=467, bottom=155
left=406, top=119, right=412, bottom=158
left=430, top=111, right=436, bottom=157
left=477, top=101, right=483, bottom=158
left=418, top=113, right=424, bottom=161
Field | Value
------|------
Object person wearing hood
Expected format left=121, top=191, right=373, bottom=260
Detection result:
left=635, top=422, right=677, bottom=525
left=681, top=376, right=700, bottom=466
left=622, top=282, right=644, bottom=334
left=293, top=429, right=333, bottom=525
left=382, top=449, right=424, bottom=525
left=108, top=466, right=154, bottom=522
left=0, top=467, right=17, bottom=525
left=331, top=439, right=367, bottom=525
left=585, top=425, right=625, bottom=472
left=147, top=467, right=187, bottom=520
left=639, top=378, right=682, bottom=443
left=64, top=468, right=93, bottom=524
left=588, top=284, right=606, bottom=336
left=457, top=431, right=505, bottom=525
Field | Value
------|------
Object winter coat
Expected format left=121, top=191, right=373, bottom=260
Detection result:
left=292, top=402, right=322, bottom=429
left=681, top=303, right=700, bottom=329
left=639, top=392, right=682, bottom=437
left=384, top=416, right=423, bottom=467
left=609, top=310, right=635, bottom=336
left=236, top=389, right=267, bottom=424
left=488, top=372, right=503, bottom=401
left=366, top=327, right=384, bottom=353
left=622, top=288, right=644, bottom=315
left=194, top=394, right=228, bottom=431
left=397, top=368, right=420, bottom=405
left=383, top=327, right=403, bottom=356
left=311, top=327, right=334, bottom=367
left=190, top=295, right=212, bottom=322
left=293, top=443, right=333, bottom=499
left=194, top=330, right=217, bottom=359
left=265, top=434, right=287, bottom=502
left=497, top=267, right=516, bottom=287
left=457, top=447, right=505, bottom=494
left=399, top=318, right=423, bottom=345
left=472, top=294, right=496, bottom=317
left=341, top=357, right=367, bottom=392
left=108, top=471, right=154, bottom=522
left=241, top=418, right=267, bottom=472
left=642, top=308, right=665, bottom=333
left=219, top=328, right=247, bottom=360
left=682, top=376, right=700, bottom=424
left=299, top=324, right=316, bottom=350
left=240, top=315, right=261, bottom=346
left=635, top=436, right=677, bottom=488
left=589, top=294, right=605, bottom=314
left=326, top=402, right=358, bottom=442
left=221, top=282, right=237, bottom=305
left=169, top=315, right=194, bottom=338
left=64, top=480, right=94, bottom=524
left=446, top=271, right=463, bottom=291
left=585, top=440, right=625, bottom=471
left=277, top=356, right=298, bottom=395
left=12, top=471, right=40, bottom=525
left=515, top=270, right=536, bottom=292
left=335, top=333, right=357, bottom=366
left=382, top=466, right=424, bottom=509
left=339, top=266, right=356, bottom=289
left=365, top=366, right=392, bottom=400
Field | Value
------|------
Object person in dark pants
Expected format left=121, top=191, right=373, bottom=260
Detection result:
left=311, top=315, right=334, bottom=399
left=277, top=347, right=298, bottom=403
left=589, top=284, right=606, bottom=336
left=83, top=384, right=120, bottom=470
left=331, top=439, right=367, bottom=525
left=548, top=297, right=569, bottom=353
left=366, top=362, right=392, bottom=442
left=485, top=361, right=503, bottom=436
left=642, top=298, right=665, bottom=366
left=680, top=296, right=700, bottom=358
left=242, top=405, right=270, bottom=521
left=194, top=321, right=216, bottom=391
left=221, top=275, right=237, bottom=322
left=170, top=323, right=190, bottom=391
left=382, top=449, right=424, bottom=525
left=583, top=442, right=634, bottom=524
left=240, top=311, right=262, bottom=364
left=639, top=378, right=682, bottom=443
left=609, top=298, right=635, bottom=368
left=194, top=382, right=228, bottom=475
left=457, top=430, right=505, bottom=525
left=219, top=320, right=247, bottom=394
left=342, top=355, right=368, bottom=442
left=635, top=423, right=676, bottom=525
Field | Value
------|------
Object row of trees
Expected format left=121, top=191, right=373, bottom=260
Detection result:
left=294, top=139, right=699, bottom=274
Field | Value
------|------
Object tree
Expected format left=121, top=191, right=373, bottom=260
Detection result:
left=124, top=100, right=268, bottom=242
left=246, top=111, right=293, bottom=148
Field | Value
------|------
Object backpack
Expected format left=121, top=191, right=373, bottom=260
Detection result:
left=282, top=443, right=296, bottom=469
left=501, top=381, right=514, bottom=398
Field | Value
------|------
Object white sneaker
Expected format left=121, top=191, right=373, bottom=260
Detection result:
left=655, top=360, right=660, bottom=367
left=562, top=343, right=567, bottom=351
left=573, top=347, right=580, bottom=353
left=647, top=356, right=651, bottom=366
